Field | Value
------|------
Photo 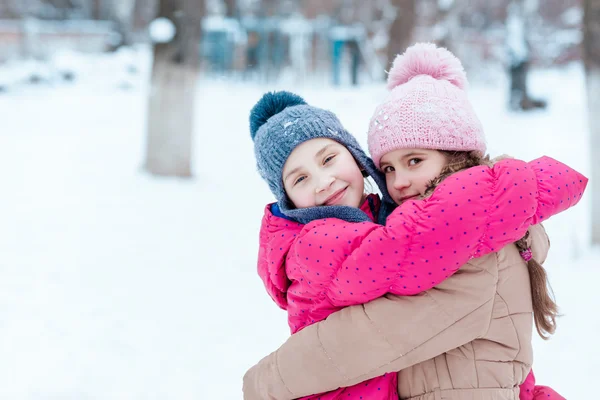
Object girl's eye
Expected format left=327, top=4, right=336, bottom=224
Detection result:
left=382, top=166, right=394, bottom=173
left=408, top=158, right=423, bottom=166
left=294, top=176, right=307, bottom=185
left=323, top=155, right=335, bottom=164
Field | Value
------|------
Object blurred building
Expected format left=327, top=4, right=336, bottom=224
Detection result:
left=0, top=0, right=585, bottom=82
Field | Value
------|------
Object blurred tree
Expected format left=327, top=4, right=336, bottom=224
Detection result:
left=386, top=0, right=414, bottom=70
left=434, top=0, right=459, bottom=53
left=131, top=0, right=157, bottom=34
left=91, top=0, right=117, bottom=19
left=144, top=0, right=204, bottom=177
left=505, top=0, right=547, bottom=111
left=223, top=0, right=236, bottom=17
left=583, top=0, right=600, bottom=244
left=108, top=0, right=136, bottom=48
left=260, top=0, right=279, bottom=17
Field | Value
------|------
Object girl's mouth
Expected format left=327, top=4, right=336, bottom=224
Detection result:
left=398, top=194, right=419, bottom=204
left=324, top=187, right=347, bottom=206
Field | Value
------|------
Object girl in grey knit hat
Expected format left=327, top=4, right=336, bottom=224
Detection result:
left=250, top=90, right=394, bottom=224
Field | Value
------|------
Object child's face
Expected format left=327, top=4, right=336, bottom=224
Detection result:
left=379, top=149, right=448, bottom=205
left=282, top=138, right=365, bottom=209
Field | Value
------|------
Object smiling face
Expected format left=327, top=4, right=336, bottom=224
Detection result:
left=379, top=148, right=449, bottom=205
left=282, top=138, right=366, bottom=209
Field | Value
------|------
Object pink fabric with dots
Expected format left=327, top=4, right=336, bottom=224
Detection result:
left=521, top=370, right=566, bottom=400
left=256, top=156, right=587, bottom=400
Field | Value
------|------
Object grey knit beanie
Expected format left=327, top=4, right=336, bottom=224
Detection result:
left=250, top=91, right=393, bottom=224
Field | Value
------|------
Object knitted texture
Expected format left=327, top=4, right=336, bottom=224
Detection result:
left=368, top=43, right=486, bottom=168
left=250, top=91, right=393, bottom=224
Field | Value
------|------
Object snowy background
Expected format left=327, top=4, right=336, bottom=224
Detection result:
left=0, top=47, right=597, bottom=399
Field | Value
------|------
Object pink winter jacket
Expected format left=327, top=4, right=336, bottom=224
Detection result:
left=521, top=371, right=566, bottom=400
left=255, top=157, right=586, bottom=400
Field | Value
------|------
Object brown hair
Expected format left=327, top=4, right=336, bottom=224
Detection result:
left=424, top=150, right=559, bottom=340
left=421, top=151, right=492, bottom=198
left=514, top=233, right=559, bottom=339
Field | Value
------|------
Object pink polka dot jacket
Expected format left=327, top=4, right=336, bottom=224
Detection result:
left=521, top=370, right=566, bottom=400
left=256, top=156, right=587, bottom=400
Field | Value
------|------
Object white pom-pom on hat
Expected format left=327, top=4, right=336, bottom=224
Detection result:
left=387, top=42, right=468, bottom=91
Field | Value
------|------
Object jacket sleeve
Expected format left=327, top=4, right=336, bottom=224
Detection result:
left=242, top=257, right=498, bottom=400
left=293, top=157, right=586, bottom=306
left=520, top=370, right=536, bottom=400
left=526, top=223, right=550, bottom=264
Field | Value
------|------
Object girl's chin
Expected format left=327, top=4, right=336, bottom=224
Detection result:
left=396, top=195, right=419, bottom=205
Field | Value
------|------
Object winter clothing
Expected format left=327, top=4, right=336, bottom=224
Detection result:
left=250, top=91, right=393, bottom=224
left=245, top=224, right=551, bottom=400
left=521, top=371, right=566, bottom=400
left=367, top=43, right=486, bottom=168
left=252, top=156, right=587, bottom=400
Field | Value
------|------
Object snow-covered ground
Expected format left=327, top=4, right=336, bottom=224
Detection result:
left=0, top=48, right=597, bottom=399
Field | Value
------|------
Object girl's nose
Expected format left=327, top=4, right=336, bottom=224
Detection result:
left=316, top=175, right=335, bottom=193
left=392, top=173, right=410, bottom=191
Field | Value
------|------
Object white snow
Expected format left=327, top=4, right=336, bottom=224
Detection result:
left=0, top=47, right=597, bottom=399
left=437, top=0, right=455, bottom=12
left=149, top=18, right=176, bottom=44
left=561, top=7, right=583, bottom=26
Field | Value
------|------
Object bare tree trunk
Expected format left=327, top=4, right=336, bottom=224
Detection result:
left=434, top=0, right=462, bottom=57
left=223, top=0, right=236, bottom=17
left=386, top=0, right=415, bottom=70
left=144, top=0, right=204, bottom=177
left=91, top=0, right=104, bottom=19
left=131, top=0, right=156, bottom=35
left=583, top=0, right=600, bottom=244
left=109, top=0, right=137, bottom=47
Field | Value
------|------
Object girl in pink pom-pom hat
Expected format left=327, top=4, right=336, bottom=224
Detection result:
left=366, top=43, right=564, bottom=400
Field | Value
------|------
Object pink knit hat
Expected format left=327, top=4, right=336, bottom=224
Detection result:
left=368, top=43, right=486, bottom=168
